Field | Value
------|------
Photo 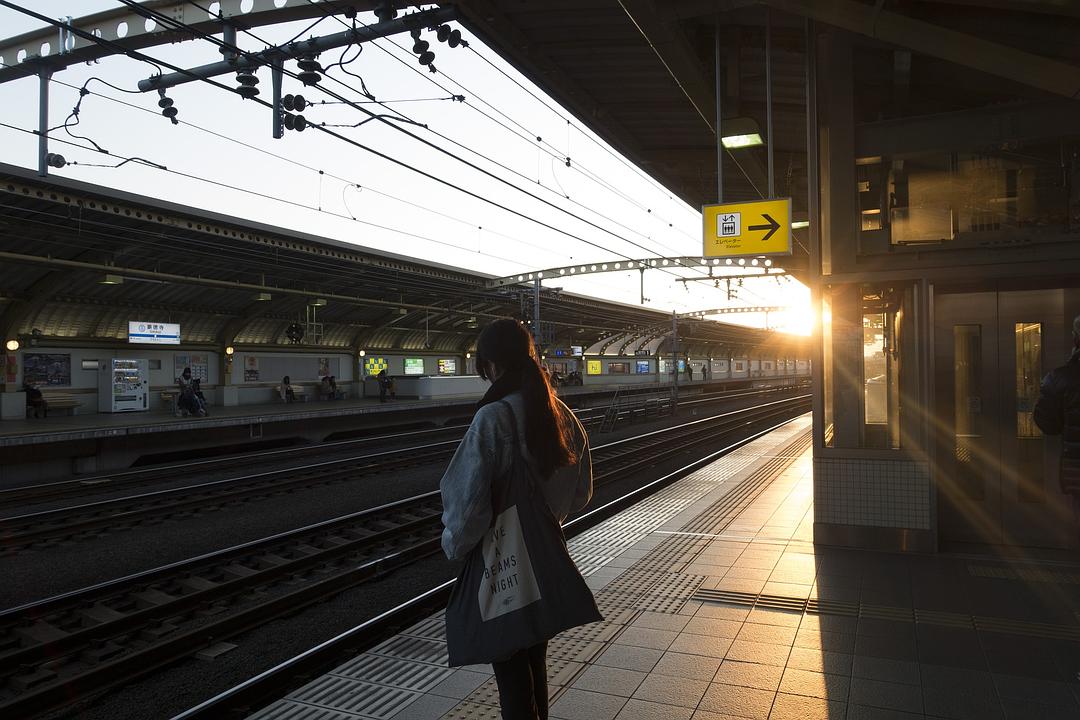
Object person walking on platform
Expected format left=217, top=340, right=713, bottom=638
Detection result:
left=23, top=382, right=47, bottom=418
left=279, top=375, right=296, bottom=403
left=440, top=319, right=600, bottom=720
left=686, top=362, right=694, bottom=382
left=377, top=369, right=392, bottom=403
left=1034, top=313, right=1080, bottom=541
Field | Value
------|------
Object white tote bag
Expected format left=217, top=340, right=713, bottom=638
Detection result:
left=478, top=504, right=542, bottom=621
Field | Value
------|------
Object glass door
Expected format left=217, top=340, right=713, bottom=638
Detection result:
left=997, top=291, right=1071, bottom=548
left=935, top=290, right=1073, bottom=549
left=934, top=292, right=1001, bottom=545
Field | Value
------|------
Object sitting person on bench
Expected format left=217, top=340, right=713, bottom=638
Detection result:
left=24, top=382, right=47, bottom=418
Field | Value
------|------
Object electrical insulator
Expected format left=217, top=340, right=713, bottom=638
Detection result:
left=45, top=153, right=66, bottom=168
left=436, top=24, right=450, bottom=43
left=296, top=57, right=322, bottom=86
left=283, top=112, right=307, bottom=132
left=447, top=29, right=465, bottom=48
left=157, top=90, right=179, bottom=124
left=235, top=68, right=259, bottom=99
left=411, top=38, right=435, bottom=68
left=282, top=94, right=307, bottom=112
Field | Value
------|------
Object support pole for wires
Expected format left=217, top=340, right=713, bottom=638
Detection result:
left=221, top=23, right=237, bottom=62
left=765, top=7, right=775, bottom=198
left=672, top=310, right=679, bottom=407
left=37, top=68, right=50, bottom=177
left=639, top=267, right=646, bottom=305
left=714, top=15, right=723, bottom=204
left=271, top=58, right=283, bottom=139
left=533, top=277, right=541, bottom=348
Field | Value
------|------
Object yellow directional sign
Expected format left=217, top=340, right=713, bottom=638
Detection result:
left=702, top=197, right=792, bottom=257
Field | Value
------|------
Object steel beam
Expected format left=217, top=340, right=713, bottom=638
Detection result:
left=0, top=1, right=422, bottom=85
left=138, top=7, right=457, bottom=92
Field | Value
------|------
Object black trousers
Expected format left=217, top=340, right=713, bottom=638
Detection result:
left=492, top=641, right=548, bottom=720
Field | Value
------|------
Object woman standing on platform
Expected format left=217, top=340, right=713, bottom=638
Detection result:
left=440, top=319, right=600, bottom=720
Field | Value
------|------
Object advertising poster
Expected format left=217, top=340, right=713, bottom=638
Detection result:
left=244, top=355, right=260, bottom=382
left=176, top=354, right=209, bottom=382
left=404, top=358, right=425, bottom=376
left=586, top=359, right=602, bottom=375
left=364, top=357, right=388, bottom=376
left=318, top=357, right=330, bottom=378
left=437, top=358, right=457, bottom=375
left=23, top=353, right=72, bottom=386
left=635, top=360, right=651, bottom=374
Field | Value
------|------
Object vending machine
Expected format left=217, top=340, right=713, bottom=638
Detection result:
left=98, top=358, right=150, bottom=413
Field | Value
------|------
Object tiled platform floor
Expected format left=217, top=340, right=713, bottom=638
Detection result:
left=249, top=415, right=1080, bottom=720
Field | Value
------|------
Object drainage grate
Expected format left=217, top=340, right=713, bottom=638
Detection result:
left=968, top=564, right=1080, bottom=585
left=693, top=589, right=1080, bottom=642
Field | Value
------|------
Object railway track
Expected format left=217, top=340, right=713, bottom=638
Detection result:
left=0, top=385, right=805, bottom=551
left=0, top=396, right=808, bottom=718
left=0, top=382, right=800, bottom=512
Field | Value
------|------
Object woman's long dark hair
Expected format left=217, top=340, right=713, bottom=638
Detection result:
left=476, top=319, right=576, bottom=477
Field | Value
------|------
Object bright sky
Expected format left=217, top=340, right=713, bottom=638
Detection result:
left=0, top=1, right=811, bottom=334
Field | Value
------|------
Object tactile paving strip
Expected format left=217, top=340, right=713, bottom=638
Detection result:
left=248, top=702, right=366, bottom=720
left=636, top=573, right=707, bottom=613
left=330, top=653, right=453, bottom=692
left=401, top=616, right=447, bottom=641
left=441, top=701, right=502, bottom=720
left=286, top=675, right=419, bottom=719
left=367, top=635, right=448, bottom=665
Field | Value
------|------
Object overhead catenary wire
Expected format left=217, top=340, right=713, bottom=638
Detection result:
left=113, top=0, right=707, bottom=278
left=36, top=76, right=636, bottom=298
left=0, top=120, right=552, bottom=271
left=4, top=3, right=778, bottom=316
left=179, top=0, right=698, bottom=262
left=160, top=2, right=725, bottom=289
left=296, top=1, right=700, bottom=253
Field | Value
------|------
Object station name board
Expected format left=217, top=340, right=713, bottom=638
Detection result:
left=128, top=321, right=180, bottom=345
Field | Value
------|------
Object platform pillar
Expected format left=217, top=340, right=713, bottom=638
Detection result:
left=1, top=391, right=26, bottom=420
left=217, top=385, right=239, bottom=407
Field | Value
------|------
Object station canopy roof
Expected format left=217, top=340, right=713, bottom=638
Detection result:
left=0, top=164, right=807, bottom=358
left=453, top=0, right=1080, bottom=280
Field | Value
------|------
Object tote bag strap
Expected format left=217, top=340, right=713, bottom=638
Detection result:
left=496, top=399, right=546, bottom=498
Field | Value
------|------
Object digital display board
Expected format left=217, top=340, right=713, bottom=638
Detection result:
left=404, top=358, right=425, bottom=375
left=128, top=321, right=180, bottom=345
left=635, top=360, right=651, bottom=374
left=437, top=358, right=457, bottom=375
left=570, top=346, right=583, bottom=357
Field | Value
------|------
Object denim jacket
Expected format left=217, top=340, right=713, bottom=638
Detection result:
left=439, top=391, right=592, bottom=561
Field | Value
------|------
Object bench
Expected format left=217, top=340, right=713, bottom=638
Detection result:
left=160, top=391, right=177, bottom=415
left=32, top=393, right=80, bottom=417
left=279, top=385, right=310, bottom=403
